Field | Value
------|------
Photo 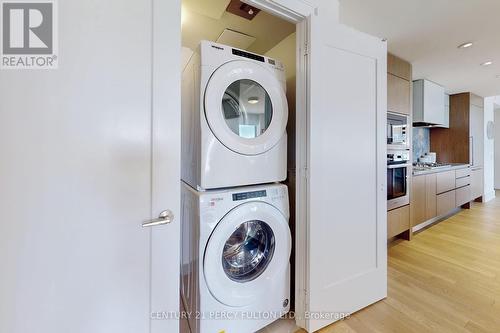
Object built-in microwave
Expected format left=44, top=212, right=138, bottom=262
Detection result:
left=387, top=112, right=409, bottom=149
left=387, top=150, right=410, bottom=211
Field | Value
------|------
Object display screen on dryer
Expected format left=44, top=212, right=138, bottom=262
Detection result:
left=232, top=190, right=267, bottom=201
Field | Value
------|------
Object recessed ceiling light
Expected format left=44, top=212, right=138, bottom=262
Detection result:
left=481, top=61, right=493, bottom=66
left=458, top=42, right=473, bottom=49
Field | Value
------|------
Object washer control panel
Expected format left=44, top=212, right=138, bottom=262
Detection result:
left=232, top=190, right=267, bottom=201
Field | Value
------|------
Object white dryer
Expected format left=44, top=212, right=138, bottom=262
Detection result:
left=182, top=41, right=288, bottom=190
left=181, top=182, right=291, bottom=333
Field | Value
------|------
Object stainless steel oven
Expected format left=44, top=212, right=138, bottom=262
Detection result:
left=387, top=150, right=410, bottom=210
left=387, top=112, right=409, bottom=150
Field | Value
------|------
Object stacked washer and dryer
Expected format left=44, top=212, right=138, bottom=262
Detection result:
left=181, top=41, right=291, bottom=333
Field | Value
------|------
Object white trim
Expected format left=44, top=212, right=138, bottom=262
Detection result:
left=294, top=18, right=310, bottom=331
left=151, top=0, right=181, bottom=332
left=242, top=0, right=313, bottom=23
left=483, top=190, right=496, bottom=203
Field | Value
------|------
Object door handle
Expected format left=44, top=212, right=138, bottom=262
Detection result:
left=142, top=210, right=174, bottom=227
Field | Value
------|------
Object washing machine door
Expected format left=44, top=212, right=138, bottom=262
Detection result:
left=203, top=201, right=291, bottom=307
left=204, top=60, right=288, bottom=156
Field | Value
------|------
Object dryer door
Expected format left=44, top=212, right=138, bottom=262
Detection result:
left=204, top=60, right=288, bottom=156
left=203, top=201, right=291, bottom=307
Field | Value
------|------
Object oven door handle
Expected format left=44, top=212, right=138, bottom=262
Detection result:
left=387, top=164, right=411, bottom=169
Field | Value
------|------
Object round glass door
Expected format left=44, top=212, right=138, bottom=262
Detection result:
left=204, top=60, right=288, bottom=156
left=222, top=220, right=275, bottom=282
left=203, top=201, right=291, bottom=307
left=222, top=80, right=273, bottom=139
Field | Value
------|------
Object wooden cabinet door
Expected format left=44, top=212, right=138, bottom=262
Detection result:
left=437, top=190, right=456, bottom=216
left=388, top=205, right=410, bottom=238
left=436, top=170, right=456, bottom=194
left=411, top=175, right=426, bottom=226
left=388, top=73, right=411, bottom=115
left=425, top=173, right=437, bottom=220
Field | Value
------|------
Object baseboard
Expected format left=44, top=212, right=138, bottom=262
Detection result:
left=412, top=208, right=461, bottom=233
left=483, top=190, right=496, bottom=203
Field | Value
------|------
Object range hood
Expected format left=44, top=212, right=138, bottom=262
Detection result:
left=413, top=79, right=449, bottom=128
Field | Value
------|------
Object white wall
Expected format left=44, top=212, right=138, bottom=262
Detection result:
left=484, top=96, right=496, bottom=201
left=496, top=109, right=500, bottom=189
left=265, top=32, right=297, bottom=169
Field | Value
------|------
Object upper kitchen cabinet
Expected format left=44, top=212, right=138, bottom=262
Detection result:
left=387, top=53, right=412, bottom=115
left=413, top=79, right=448, bottom=127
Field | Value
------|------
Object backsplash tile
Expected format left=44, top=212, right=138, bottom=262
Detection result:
left=413, top=127, right=430, bottom=162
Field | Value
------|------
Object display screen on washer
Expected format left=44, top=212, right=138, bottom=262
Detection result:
left=232, top=190, right=267, bottom=201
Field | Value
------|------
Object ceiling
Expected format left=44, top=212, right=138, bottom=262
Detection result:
left=182, top=0, right=295, bottom=55
left=339, top=0, right=500, bottom=97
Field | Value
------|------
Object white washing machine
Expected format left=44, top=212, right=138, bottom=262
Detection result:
left=181, top=182, right=291, bottom=333
left=182, top=41, right=288, bottom=190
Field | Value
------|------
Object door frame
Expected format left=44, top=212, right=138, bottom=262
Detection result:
left=151, top=0, right=181, bottom=332
left=237, top=0, right=313, bottom=330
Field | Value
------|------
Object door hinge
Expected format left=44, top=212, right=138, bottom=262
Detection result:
left=303, top=42, right=309, bottom=56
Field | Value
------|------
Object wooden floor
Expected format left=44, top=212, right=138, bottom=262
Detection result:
left=313, top=194, right=500, bottom=333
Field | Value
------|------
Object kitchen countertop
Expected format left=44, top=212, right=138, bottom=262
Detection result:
left=413, top=163, right=470, bottom=176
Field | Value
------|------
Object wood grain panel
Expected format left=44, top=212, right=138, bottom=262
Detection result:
left=430, top=93, right=470, bottom=164
left=387, top=53, right=412, bottom=80
left=388, top=205, right=410, bottom=239
left=388, top=73, right=411, bottom=115
left=411, top=175, right=426, bottom=227
left=437, top=190, right=456, bottom=216
left=425, top=173, right=437, bottom=220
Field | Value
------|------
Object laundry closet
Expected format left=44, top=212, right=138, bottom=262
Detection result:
left=180, top=1, right=297, bottom=332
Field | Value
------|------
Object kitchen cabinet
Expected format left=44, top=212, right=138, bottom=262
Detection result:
left=471, top=167, right=484, bottom=200
left=388, top=74, right=411, bottom=115
left=388, top=205, right=410, bottom=239
left=437, top=190, right=456, bottom=216
left=436, top=170, right=456, bottom=194
left=456, top=185, right=471, bottom=207
left=413, top=79, right=447, bottom=127
left=470, top=104, right=484, bottom=167
left=444, top=93, right=450, bottom=128
left=411, top=175, right=426, bottom=226
left=425, top=173, right=437, bottom=220
left=387, top=53, right=412, bottom=116
left=411, top=173, right=437, bottom=226
left=411, top=167, right=471, bottom=230
left=430, top=93, right=484, bottom=167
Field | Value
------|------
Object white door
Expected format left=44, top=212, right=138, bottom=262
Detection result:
left=0, top=0, right=180, bottom=332
left=305, top=16, right=388, bottom=333
left=205, top=60, right=288, bottom=155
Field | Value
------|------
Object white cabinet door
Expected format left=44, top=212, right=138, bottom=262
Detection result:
left=0, top=1, right=180, bottom=333
left=305, top=19, right=387, bottom=332
left=471, top=167, right=484, bottom=200
left=470, top=104, right=484, bottom=167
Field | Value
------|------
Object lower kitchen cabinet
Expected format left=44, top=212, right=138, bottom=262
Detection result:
left=388, top=205, right=410, bottom=239
left=471, top=167, right=484, bottom=200
left=425, top=173, right=437, bottom=220
left=437, top=190, right=456, bottom=216
left=411, top=174, right=437, bottom=227
left=456, top=185, right=471, bottom=207
left=411, top=175, right=426, bottom=226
